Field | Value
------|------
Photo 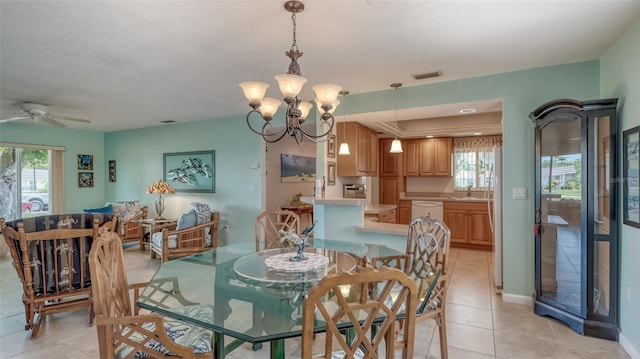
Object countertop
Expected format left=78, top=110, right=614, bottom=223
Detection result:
left=300, top=196, right=366, bottom=206
left=399, top=192, right=491, bottom=202
left=355, top=220, right=408, bottom=236
left=364, top=204, right=397, bottom=215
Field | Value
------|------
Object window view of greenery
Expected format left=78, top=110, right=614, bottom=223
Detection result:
left=0, top=147, right=50, bottom=221
left=541, top=154, right=581, bottom=199
left=454, top=150, right=495, bottom=190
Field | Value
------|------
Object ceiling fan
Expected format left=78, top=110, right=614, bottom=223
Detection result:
left=0, top=102, right=90, bottom=128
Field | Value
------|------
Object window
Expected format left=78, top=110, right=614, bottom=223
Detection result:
left=0, top=143, right=64, bottom=221
left=453, top=136, right=502, bottom=190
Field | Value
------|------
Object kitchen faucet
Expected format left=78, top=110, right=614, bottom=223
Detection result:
left=467, top=184, right=473, bottom=197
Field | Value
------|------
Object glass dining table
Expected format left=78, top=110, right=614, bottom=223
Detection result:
left=135, top=238, right=438, bottom=359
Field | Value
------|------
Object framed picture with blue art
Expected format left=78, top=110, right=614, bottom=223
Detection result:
left=78, top=154, right=93, bottom=170
left=163, top=150, right=215, bottom=193
left=623, top=125, right=640, bottom=228
left=78, top=171, right=94, bottom=188
left=280, top=154, right=316, bottom=183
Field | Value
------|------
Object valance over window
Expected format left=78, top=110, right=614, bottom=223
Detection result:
left=453, top=136, right=502, bottom=152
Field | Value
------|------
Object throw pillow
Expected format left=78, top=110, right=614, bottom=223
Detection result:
left=176, top=209, right=198, bottom=230
left=83, top=204, right=113, bottom=214
left=107, top=201, right=142, bottom=221
left=191, top=202, right=213, bottom=246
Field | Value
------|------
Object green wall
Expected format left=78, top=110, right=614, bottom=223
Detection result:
left=104, top=114, right=263, bottom=246
left=0, top=122, right=105, bottom=212
left=601, top=19, right=640, bottom=355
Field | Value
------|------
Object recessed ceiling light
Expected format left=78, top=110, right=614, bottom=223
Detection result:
left=473, top=132, right=482, bottom=135
left=426, top=135, right=434, bottom=138
left=460, top=108, right=476, bottom=114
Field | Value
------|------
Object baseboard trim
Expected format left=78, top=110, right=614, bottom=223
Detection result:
left=619, top=332, right=640, bottom=359
left=502, top=292, right=533, bottom=306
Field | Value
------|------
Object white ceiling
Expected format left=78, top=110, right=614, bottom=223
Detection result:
left=1, top=1, right=638, bottom=136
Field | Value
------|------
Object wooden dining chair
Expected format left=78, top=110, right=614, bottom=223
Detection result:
left=301, top=266, right=419, bottom=359
left=374, top=215, right=451, bottom=358
left=255, top=210, right=301, bottom=251
left=89, top=231, right=214, bottom=359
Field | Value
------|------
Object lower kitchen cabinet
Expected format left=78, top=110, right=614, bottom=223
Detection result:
left=444, top=201, right=492, bottom=250
left=398, top=200, right=412, bottom=225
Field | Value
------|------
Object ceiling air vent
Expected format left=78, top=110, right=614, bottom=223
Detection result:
left=160, top=120, right=176, bottom=123
left=412, top=71, right=442, bottom=80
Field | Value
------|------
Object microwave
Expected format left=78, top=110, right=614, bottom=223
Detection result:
left=343, top=184, right=366, bottom=198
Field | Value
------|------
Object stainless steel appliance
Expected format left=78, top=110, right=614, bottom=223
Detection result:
left=343, top=184, right=366, bottom=198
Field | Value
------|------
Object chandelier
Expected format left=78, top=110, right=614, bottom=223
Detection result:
left=239, top=1, right=342, bottom=144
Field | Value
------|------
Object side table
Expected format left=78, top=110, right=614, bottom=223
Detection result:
left=138, top=218, right=177, bottom=250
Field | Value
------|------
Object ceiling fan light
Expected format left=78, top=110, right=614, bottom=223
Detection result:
left=390, top=139, right=403, bottom=153
left=275, top=74, right=307, bottom=98
left=239, top=81, right=269, bottom=103
left=338, top=142, right=351, bottom=155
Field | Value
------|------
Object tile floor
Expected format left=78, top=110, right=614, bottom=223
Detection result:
left=0, top=246, right=631, bottom=358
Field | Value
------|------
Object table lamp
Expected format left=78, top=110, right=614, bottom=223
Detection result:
left=145, top=180, right=175, bottom=219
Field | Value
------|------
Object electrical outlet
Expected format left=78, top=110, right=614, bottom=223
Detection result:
left=223, top=225, right=229, bottom=232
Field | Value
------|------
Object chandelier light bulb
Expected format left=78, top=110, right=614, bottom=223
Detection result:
left=275, top=74, right=307, bottom=98
left=315, top=98, right=340, bottom=114
left=259, top=97, right=282, bottom=120
left=312, top=84, right=342, bottom=106
left=239, top=81, right=269, bottom=103
left=298, top=101, right=313, bottom=120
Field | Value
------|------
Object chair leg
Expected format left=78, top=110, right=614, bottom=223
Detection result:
left=438, top=312, right=448, bottom=359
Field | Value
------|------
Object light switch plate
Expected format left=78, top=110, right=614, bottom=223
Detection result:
left=512, top=187, right=527, bottom=200
left=249, top=162, right=260, bottom=169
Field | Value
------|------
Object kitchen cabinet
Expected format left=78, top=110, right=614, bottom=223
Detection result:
left=398, top=200, right=412, bottom=225
left=404, top=137, right=452, bottom=176
left=443, top=201, right=492, bottom=249
left=337, top=122, right=378, bottom=177
left=379, top=138, right=401, bottom=177
left=379, top=177, right=398, bottom=205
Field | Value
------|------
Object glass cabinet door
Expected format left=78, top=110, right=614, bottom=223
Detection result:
left=536, top=114, right=584, bottom=317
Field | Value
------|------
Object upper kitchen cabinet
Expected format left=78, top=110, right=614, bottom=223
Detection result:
left=337, top=122, right=378, bottom=177
left=404, top=137, right=452, bottom=176
left=379, top=138, right=402, bottom=177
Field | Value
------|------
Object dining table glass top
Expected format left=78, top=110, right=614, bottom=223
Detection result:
left=135, top=238, right=434, bottom=346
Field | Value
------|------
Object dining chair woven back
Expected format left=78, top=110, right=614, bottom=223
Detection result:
left=406, top=215, right=451, bottom=358
left=255, top=210, right=301, bottom=251
left=301, top=266, right=419, bottom=359
left=90, top=231, right=213, bottom=359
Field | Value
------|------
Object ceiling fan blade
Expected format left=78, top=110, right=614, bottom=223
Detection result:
left=55, top=116, right=91, bottom=123
left=0, top=116, right=30, bottom=123
left=40, top=116, right=66, bottom=128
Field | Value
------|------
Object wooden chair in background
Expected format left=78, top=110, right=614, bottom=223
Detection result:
left=89, top=231, right=213, bottom=359
left=0, top=214, right=116, bottom=339
left=150, top=211, right=219, bottom=263
left=255, top=210, right=301, bottom=251
left=301, top=266, right=419, bottom=358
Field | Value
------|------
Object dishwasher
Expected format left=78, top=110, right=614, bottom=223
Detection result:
left=411, top=201, right=444, bottom=221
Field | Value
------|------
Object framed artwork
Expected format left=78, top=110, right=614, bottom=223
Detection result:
left=78, top=154, right=93, bottom=170
left=163, top=150, right=215, bottom=193
left=327, top=134, right=336, bottom=158
left=280, top=154, right=316, bottom=183
left=327, top=161, right=336, bottom=186
left=108, top=160, right=117, bottom=182
left=623, top=125, right=640, bottom=228
left=78, top=172, right=94, bottom=188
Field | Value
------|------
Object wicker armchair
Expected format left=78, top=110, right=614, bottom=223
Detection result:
left=0, top=213, right=117, bottom=339
left=90, top=231, right=213, bottom=358
left=150, top=212, right=219, bottom=263
left=116, top=205, right=148, bottom=249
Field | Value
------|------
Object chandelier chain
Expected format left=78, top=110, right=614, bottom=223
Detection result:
left=291, top=13, right=297, bottom=50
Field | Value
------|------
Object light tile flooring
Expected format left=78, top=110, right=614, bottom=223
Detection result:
left=0, top=246, right=631, bottom=358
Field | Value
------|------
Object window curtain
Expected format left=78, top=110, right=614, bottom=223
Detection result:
left=453, top=135, right=503, bottom=152
left=51, top=150, right=64, bottom=214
